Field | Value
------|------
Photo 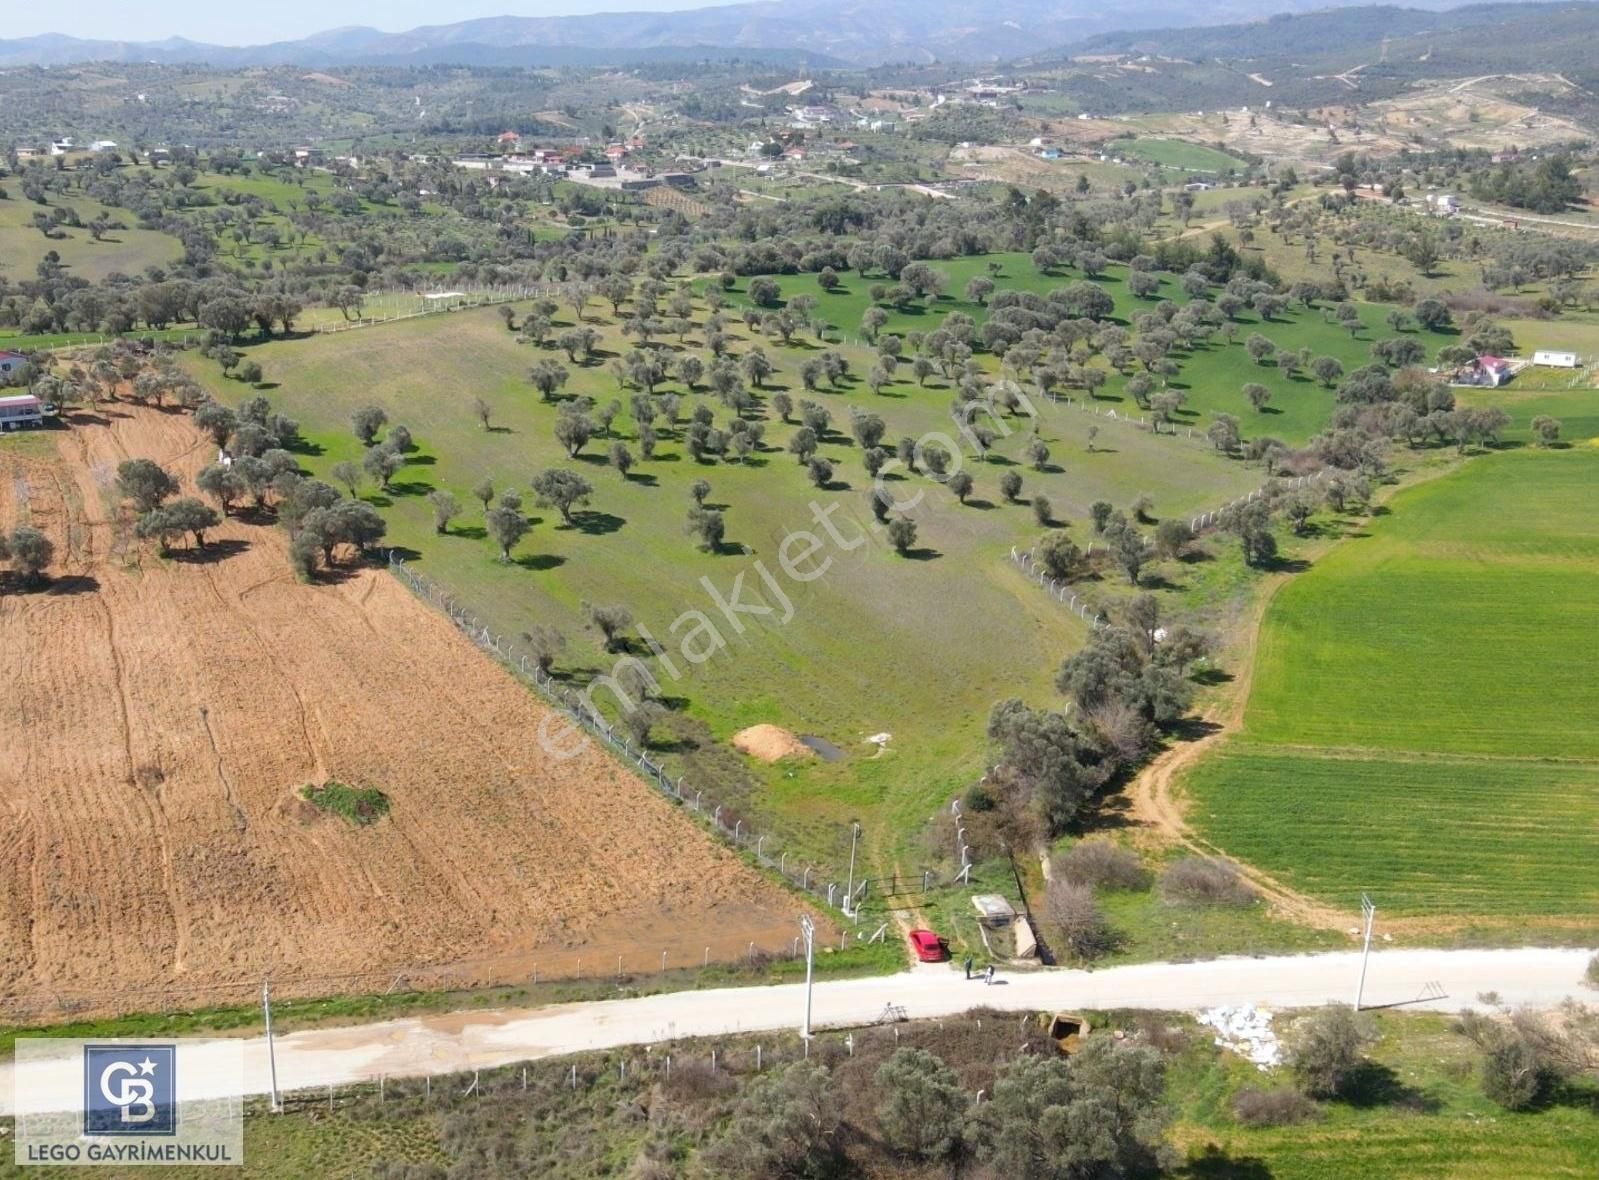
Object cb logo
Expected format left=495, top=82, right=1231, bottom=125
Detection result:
left=83, top=1045, right=177, bottom=1135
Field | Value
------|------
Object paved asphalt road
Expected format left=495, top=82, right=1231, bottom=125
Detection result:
left=4, top=947, right=1592, bottom=1112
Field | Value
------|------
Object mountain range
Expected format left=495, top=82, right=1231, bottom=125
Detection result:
left=0, top=0, right=1540, bottom=69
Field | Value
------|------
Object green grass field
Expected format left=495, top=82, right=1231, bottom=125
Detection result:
left=1109, top=137, right=1244, bottom=173
left=182, top=273, right=1265, bottom=872
left=0, top=193, right=181, bottom=281
left=1186, top=449, right=1599, bottom=921
left=1171, top=1012, right=1599, bottom=1180
left=727, top=252, right=1451, bottom=447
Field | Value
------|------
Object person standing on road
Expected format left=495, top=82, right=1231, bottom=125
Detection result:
left=984, top=963, right=995, bottom=986
left=964, top=954, right=973, bottom=980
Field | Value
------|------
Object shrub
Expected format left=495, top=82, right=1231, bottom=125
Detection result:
left=302, top=781, right=389, bottom=825
left=1286, top=1006, right=1377, bottom=1098
left=1055, top=840, right=1150, bottom=892
left=873, top=1048, right=966, bottom=1161
left=1586, top=952, right=1599, bottom=990
left=1231, top=1087, right=1321, bottom=1127
left=1158, top=856, right=1255, bottom=906
left=1043, top=880, right=1116, bottom=962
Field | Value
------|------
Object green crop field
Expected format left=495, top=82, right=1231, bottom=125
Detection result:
left=1456, top=386, right=1599, bottom=445
left=182, top=271, right=1266, bottom=872
left=726, top=252, right=1451, bottom=446
left=1110, top=137, right=1243, bottom=173
left=0, top=193, right=182, bottom=281
left=1186, top=449, right=1599, bottom=921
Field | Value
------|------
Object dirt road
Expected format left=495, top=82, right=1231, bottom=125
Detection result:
left=4, top=947, right=1590, bottom=1112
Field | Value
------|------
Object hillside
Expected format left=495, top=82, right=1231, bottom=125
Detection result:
left=0, top=0, right=1547, bottom=68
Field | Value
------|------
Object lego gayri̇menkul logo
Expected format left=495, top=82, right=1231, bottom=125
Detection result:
left=83, top=1045, right=177, bottom=1136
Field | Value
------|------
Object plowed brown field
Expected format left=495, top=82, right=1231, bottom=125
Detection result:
left=0, top=406, right=807, bottom=1017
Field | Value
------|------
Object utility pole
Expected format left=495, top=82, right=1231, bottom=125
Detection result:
left=799, top=914, right=816, bottom=1038
left=1355, top=894, right=1376, bottom=1010
left=844, top=821, right=861, bottom=916
left=262, top=978, right=280, bottom=1113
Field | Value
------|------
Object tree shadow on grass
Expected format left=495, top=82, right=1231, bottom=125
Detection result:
left=896, top=546, right=942, bottom=561
left=451, top=524, right=487, bottom=540
left=1180, top=1144, right=1276, bottom=1180
left=571, top=510, right=624, bottom=535
left=625, top=472, right=659, bottom=487
left=1260, top=554, right=1311, bottom=574
left=386, top=480, right=435, bottom=498
left=1140, top=572, right=1186, bottom=591
left=1339, top=1062, right=1439, bottom=1113
left=1190, top=667, right=1234, bottom=688
left=513, top=553, right=566, bottom=571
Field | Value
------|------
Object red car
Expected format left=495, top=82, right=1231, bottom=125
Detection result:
left=908, top=929, right=947, bottom=962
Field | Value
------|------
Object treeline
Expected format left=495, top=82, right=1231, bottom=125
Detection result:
left=1466, top=155, right=1586, bottom=215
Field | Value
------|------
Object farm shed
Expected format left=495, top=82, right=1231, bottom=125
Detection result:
left=0, top=350, right=30, bottom=381
left=1532, top=350, right=1579, bottom=368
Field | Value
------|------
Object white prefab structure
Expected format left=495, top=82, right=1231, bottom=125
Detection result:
left=0, top=394, right=44, bottom=430
left=971, top=894, right=1017, bottom=927
left=1532, top=350, right=1579, bottom=368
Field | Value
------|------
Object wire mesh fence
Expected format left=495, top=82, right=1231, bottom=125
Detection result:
left=386, top=554, right=871, bottom=917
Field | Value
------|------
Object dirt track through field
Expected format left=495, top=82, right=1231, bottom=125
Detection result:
left=0, top=407, right=809, bottom=1016
left=1125, top=571, right=1356, bottom=934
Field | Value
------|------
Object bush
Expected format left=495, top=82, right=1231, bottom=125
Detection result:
left=1455, top=1009, right=1568, bottom=1111
left=1586, top=952, right=1599, bottom=990
left=1231, top=1087, right=1321, bottom=1127
left=1158, top=856, right=1255, bottom=906
left=1043, top=880, right=1116, bottom=962
left=873, top=1048, right=966, bottom=1161
left=1286, top=1006, right=1377, bottom=1099
left=301, top=781, right=389, bottom=825
left=1055, top=840, right=1150, bottom=892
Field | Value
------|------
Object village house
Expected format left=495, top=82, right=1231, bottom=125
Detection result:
left=1456, top=355, right=1514, bottom=387
left=0, top=350, right=30, bottom=383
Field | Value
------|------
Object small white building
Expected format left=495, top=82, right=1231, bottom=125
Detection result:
left=1532, top=349, right=1579, bottom=368
left=0, top=393, right=44, bottom=431
left=971, top=894, right=1017, bottom=928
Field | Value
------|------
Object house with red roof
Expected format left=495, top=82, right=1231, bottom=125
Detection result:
left=0, top=350, right=29, bottom=382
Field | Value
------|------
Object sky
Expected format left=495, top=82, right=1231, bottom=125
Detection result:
left=12, top=0, right=751, bottom=46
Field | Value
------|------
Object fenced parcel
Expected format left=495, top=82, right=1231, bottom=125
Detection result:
left=0, top=406, right=805, bottom=1020
left=1186, top=449, right=1599, bottom=924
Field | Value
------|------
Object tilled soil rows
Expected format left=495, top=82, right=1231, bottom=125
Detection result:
left=0, top=406, right=807, bottom=1017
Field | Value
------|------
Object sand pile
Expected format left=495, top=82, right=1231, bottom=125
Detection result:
left=732, top=724, right=814, bottom=763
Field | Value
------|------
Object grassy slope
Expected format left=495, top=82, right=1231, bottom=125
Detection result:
left=1110, top=137, right=1244, bottom=172
left=0, top=192, right=181, bottom=282
left=1186, top=449, right=1599, bottom=921
left=733, top=252, right=1453, bottom=447
left=183, top=292, right=1263, bottom=870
